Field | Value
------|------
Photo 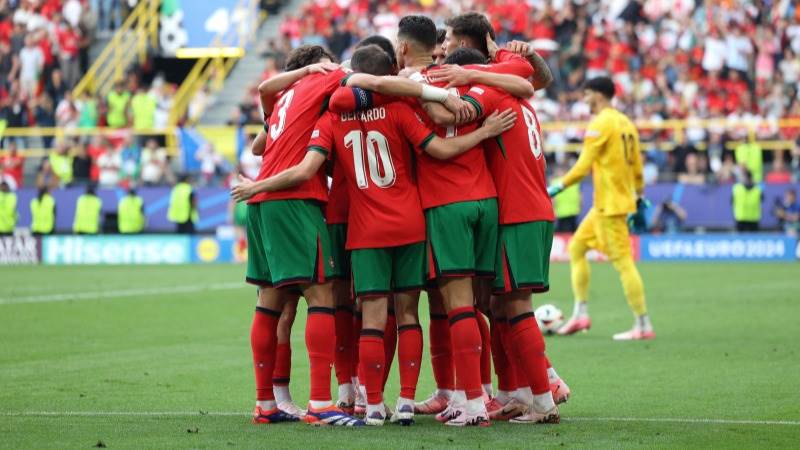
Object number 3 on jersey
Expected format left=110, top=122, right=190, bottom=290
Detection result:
left=269, top=89, right=294, bottom=140
left=344, top=130, right=396, bottom=189
left=521, top=103, right=543, bottom=159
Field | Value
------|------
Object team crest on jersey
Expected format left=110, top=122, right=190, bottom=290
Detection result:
left=329, top=257, right=335, bottom=269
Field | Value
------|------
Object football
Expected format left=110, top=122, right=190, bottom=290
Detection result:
left=535, top=304, right=565, bottom=334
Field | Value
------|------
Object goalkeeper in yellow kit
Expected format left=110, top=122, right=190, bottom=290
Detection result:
left=547, top=77, right=654, bottom=341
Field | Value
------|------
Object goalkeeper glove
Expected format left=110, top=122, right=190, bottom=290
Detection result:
left=627, top=197, right=651, bottom=234
left=547, top=182, right=565, bottom=198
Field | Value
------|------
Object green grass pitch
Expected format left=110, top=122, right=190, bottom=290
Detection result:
left=1, top=263, right=798, bottom=448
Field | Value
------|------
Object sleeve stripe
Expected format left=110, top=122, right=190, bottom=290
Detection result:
left=418, top=132, right=436, bottom=149
left=462, top=95, right=483, bottom=118
left=340, top=73, right=354, bottom=86
left=307, top=145, right=329, bottom=156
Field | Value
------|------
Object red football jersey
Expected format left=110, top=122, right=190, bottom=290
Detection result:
left=326, top=162, right=349, bottom=224
left=249, top=69, right=347, bottom=204
left=462, top=84, right=554, bottom=224
left=307, top=104, right=433, bottom=249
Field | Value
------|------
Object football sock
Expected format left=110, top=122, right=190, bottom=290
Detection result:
left=272, top=342, right=291, bottom=389
left=436, top=389, right=453, bottom=398
left=366, top=402, right=385, bottom=418
left=256, top=400, right=276, bottom=410
left=637, top=314, right=653, bottom=331
left=464, top=397, right=485, bottom=415
left=498, top=318, right=526, bottom=390
left=359, top=328, right=385, bottom=405
left=533, top=391, right=556, bottom=412
left=382, top=310, right=397, bottom=390
left=334, top=306, right=355, bottom=386
left=547, top=366, right=560, bottom=384
left=337, top=383, right=354, bottom=402
left=251, top=306, right=280, bottom=402
left=475, top=309, right=492, bottom=387
left=572, top=301, right=588, bottom=318
left=429, top=313, right=455, bottom=390
left=306, top=307, right=336, bottom=404
left=509, top=312, right=550, bottom=395
left=515, top=386, right=534, bottom=405
left=491, top=316, right=517, bottom=393
left=448, top=306, right=483, bottom=400
left=397, top=324, right=423, bottom=401
left=612, top=256, right=647, bottom=316
left=352, top=312, right=362, bottom=378
left=273, top=385, right=292, bottom=405
left=495, top=390, right=512, bottom=404
left=396, top=396, right=415, bottom=409
left=569, top=240, right=591, bottom=304
left=451, top=390, right=467, bottom=407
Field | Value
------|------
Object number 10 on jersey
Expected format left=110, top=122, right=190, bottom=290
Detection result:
left=344, top=130, right=397, bottom=189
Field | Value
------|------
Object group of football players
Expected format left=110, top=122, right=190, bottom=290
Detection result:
left=231, top=12, right=575, bottom=427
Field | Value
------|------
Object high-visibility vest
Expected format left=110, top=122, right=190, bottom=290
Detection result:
left=553, top=178, right=581, bottom=218
left=0, top=192, right=17, bottom=233
left=73, top=194, right=102, bottom=234
left=168, top=182, right=197, bottom=223
left=118, top=195, right=145, bottom=233
left=49, top=152, right=73, bottom=185
left=732, top=184, right=762, bottom=222
left=30, top=194, right=56, bottom=234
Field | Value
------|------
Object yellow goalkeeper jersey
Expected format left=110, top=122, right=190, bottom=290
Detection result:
left=561, top=107, right=644, bottom=216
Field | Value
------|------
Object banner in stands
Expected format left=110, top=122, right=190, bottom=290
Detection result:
left=191, top=237, right=247, bottom=263
left=0, top=233, right=40, bottom=265
left=551, top=234, right=641, bottom=262
left=42, top=236, right=191, bottom=265
left=639, top=234, right=798, bottom=261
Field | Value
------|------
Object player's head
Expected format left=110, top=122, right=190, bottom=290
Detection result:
left=443, top=47, right=488, bottom=66
left=444, top=13, right=495, bottom=58
left=356, top=35, right=397, bottom=72
left=396, top=15, right=437, bottom=68
left=582, top=76, right=615, bottom=113
left=0, top=181, right=9, bottom=193
left=433, top=28, right=447, bottom=64
left=86, top=184, right=97, bottom=196
left=284, top=45, right=337, bottom=71
left=351, top=45, right=394, bottom=76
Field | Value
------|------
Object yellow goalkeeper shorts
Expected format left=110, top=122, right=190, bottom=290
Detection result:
left=571, top=208, right=631, bottom=261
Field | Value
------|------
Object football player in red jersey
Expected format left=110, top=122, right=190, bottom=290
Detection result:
left=233, top=44, right=516, bottom=426
left=452, top=47, right=561, bottom=424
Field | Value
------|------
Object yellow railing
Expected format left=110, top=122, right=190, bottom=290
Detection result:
left=72, top=0, right=160, bottom=98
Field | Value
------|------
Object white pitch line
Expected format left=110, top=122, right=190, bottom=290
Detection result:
left=0, top=282, right=248, bottom=305
left=0, top=412, right=798, bottom=426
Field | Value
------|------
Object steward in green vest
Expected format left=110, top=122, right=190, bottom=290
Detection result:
left=73, top=185, right=103, bottom=234
left=732, top=169, right=762, bottom=232
left=118, top=188, right=145, bottom=234
left=49, top=143, right=73, bottom=186
left=30, top=188, right=56, bottom=235
left=553, top=176, right=581, bottom=232
left=0, top=181, right=18, bottom=235
left=168, top=175, right=198, bottom=234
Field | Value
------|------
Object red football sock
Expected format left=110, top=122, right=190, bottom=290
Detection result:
left=306, top=307, right=336, bottom=402
left=509, top=312, right=550, bottom=395
left=448, top=306, right=483, bottom=400
left=397, top=324, right=423, bottom=400
left=359, top=329, right=385, bottom=405
left=491, top=317, right=516, bottom=392
left=353, top=312, right=362, bottom=380
left=545, top=355, right=552, bottom=370
left=273, top=342, right=291, bottom=387
left=498, top=318, right=526, bottom=390
left=475, top=309, right=492, bottom=386
left=334, top=306, right=355, bottom=385
left=429, top=313, right=455, bottom=390
left=382, top=310, right=397, bottom=390
left=251, top=306, right=280, bottom=401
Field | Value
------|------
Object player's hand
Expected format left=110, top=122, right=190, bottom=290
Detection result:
left=306, top=62, right=340, bottom=75
left=427, top=65, right=473, bottom=88
left=443, top=94, right=476, bottom=124
left=627, top=197, right=651, bottom=234
left=486, top=32, right=499, bottom=60
left=481, top=109, right=517, bottom=137
left=231, top=174, right=257, bottom=202
left=547, top=182, right=564, bottom=197
left=506, top=40, right=531, bottom=56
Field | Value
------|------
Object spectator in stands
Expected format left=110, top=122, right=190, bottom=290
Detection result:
left=106, top=81, right=130, bottom=128
left=774, top=189, right=799, bottom=237
left=48, top=140, right=73, bottom=186
left=119, top=136, right=140, bottom=187
left=140, top=138, right=168, bottom=186
left=196, top=143, right=223, bottom=186
left=238, top=135, right=261, bottom=181
left=55, top=18, right=80, bottom=87
left=96, top=144, right=121, bottom=187
left=55, top=90, right=78, bottom=129
left=652, top=201, right=687, bottom=235
left=735, top=139, right=764, bottom=183
left=765, top=151, right=793, bottom=184
left=86, top=135, right=107, bottom=183
left=32, top=93, right=55, bottom=147
left=129, top=85, right=156, bottom=131
left=677, top=152, right=706, bottom=185
left=46, top=69, right=68, bottom=106
left=18, top=34, right=43, bottom=97
left=76, top=91, right=98, bottom=130
left=71, top=141, right=92, bottom=186
left=0, top=141, right=24, bottom=189
left=716, top=154, right=739, bottom=184
left=732, top=169, right=763, bottom=232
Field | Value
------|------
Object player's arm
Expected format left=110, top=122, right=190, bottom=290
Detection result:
left=426, top=66, right=534, bottom=98
left=423, top=109, right=517, bottom=160
left=230, top=151, right=326, bottom=201
left=630, top=128, right=645, bottom=197
left=549, top=121, right=607, bottom=196
left=504, top=41, right=554, bottom=90
left=251, top=128, right=267, bottom=156
left=258, top=62, right=339, bottom=116
left=328, top=85, right=395, bottom=113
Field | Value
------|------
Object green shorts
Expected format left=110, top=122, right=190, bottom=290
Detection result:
left=425, top=198, right=498, bottom=280
left=233, top=201, right=248, bottom=227
left=493, top=220, right=554, bottom=294
left=246, top=200, right=334, bottom=288
left=351, top=242, right=426, bottom=298
left=328, top=223, right=350, bottom=280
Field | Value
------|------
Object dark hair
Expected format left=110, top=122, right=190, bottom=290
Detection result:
left=445, top=13, right=495, bottom=57
left=436, top=28, right=447, bottom=45
left=356, top=35, right=397, bottom=68
left=583, top=76, right=616, bottom=99
left=351, top=45, right=394, bottom=76
left=86, top=184, right=97, bottom=196
left=37, top=187, right=48, bottom=199
left=284, top=45, right=337, bottom=71
left=397, top=15, right=437, bottom=51
left=444, top=47, right=488, bottom=66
